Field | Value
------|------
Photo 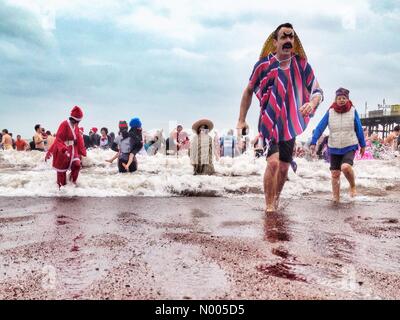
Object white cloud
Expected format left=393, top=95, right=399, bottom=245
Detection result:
left=1, top=0, right=400, bottom=138
left=117, top=6, right=205, bottom=42
left=171, top=48, right=206, bottom=60
left=341, top=10, right=357, bottom=30
left=78, top=57, right=117, bottom=67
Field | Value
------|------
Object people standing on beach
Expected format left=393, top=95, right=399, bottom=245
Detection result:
left=310, top=88, right=366, bottom=203
left=9, top=133, right=16, bottom=149
left=89, top=128, right=100, bottom=148
left=144, top=130, right=164, bottom=155
left=81, top=128, right=91, bottom=149
left=45, top=131, right=55, bottom=150
left=1, top=129, right=13, bottom=150
left=384, top=125, right=400, bottom=151
left=168, top=125, right=190, bottom=155
left=220, top=129, right=238, bottom=158
left=107, top=119, right=143, bottom=173
left=45, top=106, right=87, bottom=187
left=125, top=117, right=144, bottom=170
left=190, top=119, right=215, bottom=175
left=99, top=127, right=112, bottom=150
left=15, top=135, right=28, bottom=151
left=33, top=124, right=46, bottom=152
left=237, top=23, right=323, bottom=212
left=107, top=121, right=136, bottom=172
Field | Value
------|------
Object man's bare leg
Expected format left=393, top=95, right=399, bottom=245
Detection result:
left=341, top=163, right=356, bottom=197
left=331, top=170, right=341, bottom=203
left=264, top=153, right=279, bottom=213
left=275, top=161, right=290, bottom=208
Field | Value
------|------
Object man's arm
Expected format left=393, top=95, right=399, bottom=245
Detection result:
left=236, top=84, right=253, bottom=133
left=124, top=153, right=134, bottom=168
left=106, top=152, right=120, bottom=163
left=300, top=63, right=324, bottom=117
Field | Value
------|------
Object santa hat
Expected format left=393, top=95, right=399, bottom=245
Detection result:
left=70, top=106, right=83, bottom=121
left=91, top=127, right=98, bottom=133
left=119, top=121, right=128, bottom=129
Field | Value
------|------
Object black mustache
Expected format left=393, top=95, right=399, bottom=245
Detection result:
left=282, top=42, right=293, bottom=49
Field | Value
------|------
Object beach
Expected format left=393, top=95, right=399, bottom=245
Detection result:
left=0, top=195, right=399, bottom=300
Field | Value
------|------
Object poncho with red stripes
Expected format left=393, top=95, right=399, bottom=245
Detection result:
left=249, top=53, right=323, bottom=143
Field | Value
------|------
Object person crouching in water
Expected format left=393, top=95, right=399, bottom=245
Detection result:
left=106, top=119, right=143, bottom=173
left=190, top=119, right=215, bottom=175
left=310, top=88, right=366, bottom=203
left=45, top=106, right=87, bottom=187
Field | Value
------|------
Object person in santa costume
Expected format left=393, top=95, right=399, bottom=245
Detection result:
left=45, top=106, right=87, bottom=187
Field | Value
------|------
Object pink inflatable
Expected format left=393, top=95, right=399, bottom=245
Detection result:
left=355, top=140, right=374, bottom=160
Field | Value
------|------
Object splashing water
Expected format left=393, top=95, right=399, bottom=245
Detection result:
left=0, top=148, right=399, bottom=198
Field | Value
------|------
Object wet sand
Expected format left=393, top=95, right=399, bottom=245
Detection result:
left=0, top=196, right=399, bottom=300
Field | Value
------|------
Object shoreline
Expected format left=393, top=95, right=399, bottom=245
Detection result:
left=0, top=196, right=399, bottom=299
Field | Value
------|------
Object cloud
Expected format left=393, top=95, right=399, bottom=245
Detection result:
left=0, top=0, right=54, bottom=47
left=0, top=0, right=399, bottom=139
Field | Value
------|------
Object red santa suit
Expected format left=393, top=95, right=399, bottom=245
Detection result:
left=46, top=106, right=87, bottom=187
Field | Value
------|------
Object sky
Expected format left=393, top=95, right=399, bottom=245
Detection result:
left=0, top=0, right=399, bottom=140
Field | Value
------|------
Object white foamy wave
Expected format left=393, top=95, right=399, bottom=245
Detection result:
left=0, top=149, right=399, bottom=198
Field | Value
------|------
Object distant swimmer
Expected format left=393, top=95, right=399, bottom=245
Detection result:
left=1, top=129, right=13, bottom=150
left=384, top=125, right=400, bottom=151
left=33, top=124, right=46, bottom=152
left=45, top=106, right=87, bottom=187
left=15, top=135, right=28, bottom=151
left=237, top=23, right=323, bottom=213
left=310, top=88, right=366, bottom=203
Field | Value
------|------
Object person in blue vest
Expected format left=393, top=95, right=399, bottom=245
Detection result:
left=310, top=88, right=366, bottom=203
left=220, top=129, right=238, bottom=158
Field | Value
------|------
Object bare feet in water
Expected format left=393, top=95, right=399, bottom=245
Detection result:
left=350, top=186, right=357, bottom=198
left=332, top=196, right=340, bottom=205
left=265, top=204, right=276, bottom=214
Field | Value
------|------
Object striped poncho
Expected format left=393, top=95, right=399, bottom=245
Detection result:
left=249, top=53, right=323, bottom=143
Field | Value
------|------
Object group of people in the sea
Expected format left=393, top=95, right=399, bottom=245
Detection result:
left=1, top=23, right=399, bottom=212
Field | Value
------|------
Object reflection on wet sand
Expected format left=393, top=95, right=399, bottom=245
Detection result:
left=257, top=212, right=307, bottom=282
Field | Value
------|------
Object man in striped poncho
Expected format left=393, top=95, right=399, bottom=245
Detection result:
left=237, top=23, right=324, bottom=213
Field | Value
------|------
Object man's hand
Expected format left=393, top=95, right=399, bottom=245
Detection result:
left=45, top=152, right=52, bottom=162
left=360, top=147, right=365, bottom=158
left=236, top=120, right=248, bottom=136
left=299, top=102, right=315, bottom=117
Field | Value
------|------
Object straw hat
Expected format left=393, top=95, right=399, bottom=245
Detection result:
left=259, top=30, right=307, bottom=60
left=192, top=119, right=214, bottom=133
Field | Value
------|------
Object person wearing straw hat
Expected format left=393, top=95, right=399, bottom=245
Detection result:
left=237, top=23, right=324, bottom=213
left=190, top=119, right=215, bottom=175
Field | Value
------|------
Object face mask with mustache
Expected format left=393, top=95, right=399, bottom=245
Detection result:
left=282, top=42, right=293, bottom=49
